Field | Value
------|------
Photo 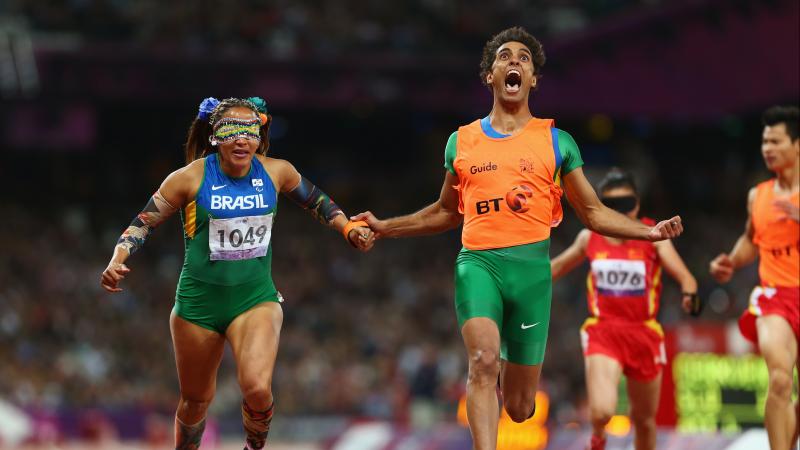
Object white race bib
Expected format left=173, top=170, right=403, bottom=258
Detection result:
left=590, top=258, right=647, bottom=296
left=208, top=214, right=273, bottom=261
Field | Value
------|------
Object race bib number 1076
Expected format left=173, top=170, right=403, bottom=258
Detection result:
left=590, top=258, right=647, bottom=297
left=208, top=214, right=273, bottom=261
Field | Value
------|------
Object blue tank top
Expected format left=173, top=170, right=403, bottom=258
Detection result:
left=179, top=153, right=278, bottom=285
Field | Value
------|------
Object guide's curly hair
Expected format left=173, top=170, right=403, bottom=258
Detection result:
left=479, top=27, right=546, bottom=89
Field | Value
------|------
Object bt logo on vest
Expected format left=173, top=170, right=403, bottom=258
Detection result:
left=769, top=243, right=800, bottom=258
left=476, top=198, right=503, bottom=214
left=475, top=184, right=535, bottom=215
left=469, top=162, right=498, bottom=175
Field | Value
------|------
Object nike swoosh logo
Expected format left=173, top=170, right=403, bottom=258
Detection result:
left=211, top=185, right=226, bottom=191
left=521, top=322, right=540, bottom=330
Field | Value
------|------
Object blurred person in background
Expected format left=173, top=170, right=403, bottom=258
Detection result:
left=710, top=105, right=799, bottom=450
left=100, top=97, right=373, bottom=450
left=352, top=26, right=684, bottom=450
left=551, top=168, right=699, bottom=450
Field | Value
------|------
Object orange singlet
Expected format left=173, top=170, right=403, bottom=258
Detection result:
left=453, top=118, right=563, bottom=250
left=739, top=178, right=800, bottom=344
left=751, top=179, right=800, bottom=287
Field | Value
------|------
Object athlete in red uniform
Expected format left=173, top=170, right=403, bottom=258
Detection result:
left=552, top=169, right=698, bottom=450
left=710, top=105, right=799, bottom=450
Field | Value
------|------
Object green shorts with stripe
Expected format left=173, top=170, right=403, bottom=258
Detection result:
left=174, top=274, right=281, bottom=334
left=455, top=239, right=552, bottom=365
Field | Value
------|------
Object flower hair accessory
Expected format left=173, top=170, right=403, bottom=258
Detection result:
left=247, top=96, right=268, bottom=114
left=197, top=97, right=220, bottom=121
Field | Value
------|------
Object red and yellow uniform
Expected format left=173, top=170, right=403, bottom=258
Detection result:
left=739, top=179, right=800, bottom=344
left=580, top=219, right=667, bottom=381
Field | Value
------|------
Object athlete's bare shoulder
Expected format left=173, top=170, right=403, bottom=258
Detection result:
left=181, top=157, right=206, bottom=174
left=576, top=228, right=592, bottom=245
left=257, top=155, right=300, bottom=192
left=258, top=154, right=287, bottom=168
left=159, top=158, right=205, bottom=206
left=174, top=158, right=205, bottom=185
left=746, top=186, right=758, bottom=212
left=743, top=186, right=759, bottom=238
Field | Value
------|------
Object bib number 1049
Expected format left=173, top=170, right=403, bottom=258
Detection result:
left=209, top=214, right=273, bottom=261
left=218, top=226, right=268, bottom=248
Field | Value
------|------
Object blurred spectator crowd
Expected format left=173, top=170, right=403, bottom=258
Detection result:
left=3, top=0, right=666, bottom=55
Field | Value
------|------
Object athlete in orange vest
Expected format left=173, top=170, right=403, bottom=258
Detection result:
left=710, top=105, right=799, bottom=450
left=551, top=169, right=699, bottom=450
left=353, top=27, right=683, bottom=450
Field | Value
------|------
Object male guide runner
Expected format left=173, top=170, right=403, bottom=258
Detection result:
left=353, top=27, right=684, bottom=450
left=710, top=105, right=799, bottom=450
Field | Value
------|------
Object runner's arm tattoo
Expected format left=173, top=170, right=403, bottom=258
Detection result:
left=117, top=190, right=178, bottom=254
left=284, top=176, right=344, bottom=224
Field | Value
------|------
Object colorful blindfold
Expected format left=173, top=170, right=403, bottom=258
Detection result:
left=212, top=118, right=262, bottom=143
